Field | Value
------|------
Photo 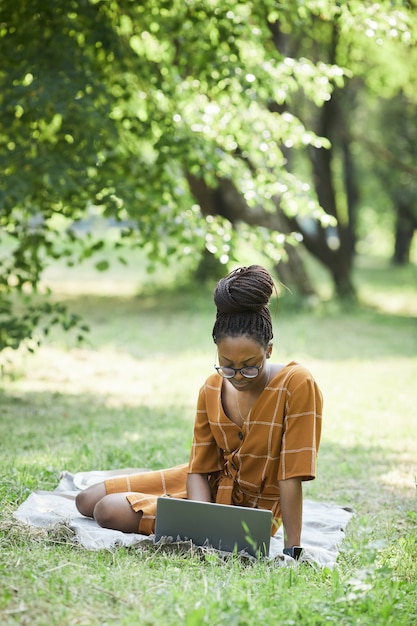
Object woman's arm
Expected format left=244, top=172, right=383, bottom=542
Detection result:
left=186, top=473, right=212, bottom=502
left=278, top=477, right=303, bottom=548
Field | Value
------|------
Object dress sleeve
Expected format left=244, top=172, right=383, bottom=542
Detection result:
left=277, top=367, right=323, bottom=481
left=188, top=382, right=224, bottom=474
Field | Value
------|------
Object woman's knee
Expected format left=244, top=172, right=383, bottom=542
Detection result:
left=76, top=490, right=93, bottom=517
left=75, top=482, right=106, bottom=518
left=93, top=494, right=142, bottom=533
left=93, top=497, right=115, bottom=528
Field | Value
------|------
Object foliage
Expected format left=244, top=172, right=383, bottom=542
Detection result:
left=0, top=0, right=345, bottom=262
left=267, top=0, right=417, bottom=297
left=1, top=0, right=416, bottom=350
left=0, top=296, right=88, bottom=355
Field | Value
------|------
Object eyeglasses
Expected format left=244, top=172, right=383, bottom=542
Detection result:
left=214, top=362, right=264, bottom=379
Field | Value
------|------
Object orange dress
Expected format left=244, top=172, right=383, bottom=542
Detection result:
left=105, top=362, right=323, bottom=535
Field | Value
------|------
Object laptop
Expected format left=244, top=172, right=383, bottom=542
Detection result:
left=154, top=497, right=272, bottom=557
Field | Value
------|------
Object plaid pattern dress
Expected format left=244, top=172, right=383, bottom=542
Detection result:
left=189, top=361, right=323, bottom=534
left=105, top=361, right=322, bottom=535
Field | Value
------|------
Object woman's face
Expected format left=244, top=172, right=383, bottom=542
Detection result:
left=215, top=335, right=272, bottom=391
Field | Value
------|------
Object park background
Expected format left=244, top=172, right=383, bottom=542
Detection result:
left=1, top=1, right=416, bottom=624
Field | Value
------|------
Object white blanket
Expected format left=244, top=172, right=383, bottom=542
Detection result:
left=14, top=470, right=353, bottom=568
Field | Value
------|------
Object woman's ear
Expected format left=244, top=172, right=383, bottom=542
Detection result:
left=266, top=342, right=273, bottom=358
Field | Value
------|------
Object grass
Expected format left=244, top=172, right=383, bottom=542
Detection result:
left=1, top=252, right=417, bottom=625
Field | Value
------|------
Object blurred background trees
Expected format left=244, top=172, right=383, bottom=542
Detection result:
left=1, top=0, right=416, bottom=351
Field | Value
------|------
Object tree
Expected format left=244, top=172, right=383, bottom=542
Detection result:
left=0, top=0, right=415, bottom=352
left=264, top=1, right=416, bottom=297
left=0, top=0, right=339, bottom=352
left=363, top=92, right=417, bottom=265
left=342, top=2, right=417, bottom=266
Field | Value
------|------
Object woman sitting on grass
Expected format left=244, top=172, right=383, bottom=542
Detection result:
left=76, top=265, right=323, bottom=558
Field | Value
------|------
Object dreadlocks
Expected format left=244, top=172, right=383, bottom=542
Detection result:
left=212, top=265, right=274, bottom=347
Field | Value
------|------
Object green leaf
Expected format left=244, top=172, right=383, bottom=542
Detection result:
left=95, top=260, right=110, bottom=272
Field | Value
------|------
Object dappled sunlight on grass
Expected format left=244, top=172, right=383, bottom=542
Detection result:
left=314, top=354, right=417, bottom=509
left=40, top=245, right=197, bottom=297
left=354, top=255, right=417, bottom=316
left=1, top=255, right=417, bottom=625
left=378, top=467, right=416, bottom=495
left=360, top=290, right=417, bottom=316
left=5, top=346, right=211, bottom=410
left=310, top=438, right=417, bottom=502
left=320, top=361, right=416, bottom=452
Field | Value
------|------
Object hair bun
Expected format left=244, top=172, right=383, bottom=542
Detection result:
left=213, top=265, right=274, bottom=314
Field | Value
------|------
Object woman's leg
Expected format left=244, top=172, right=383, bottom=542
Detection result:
left=93, top=493, right=143, bottom=533
left=76, top=483, right=143, bottom=533
left=75, top=465, right=189, bottom=534
left=75, top=482, right=107, bottom=518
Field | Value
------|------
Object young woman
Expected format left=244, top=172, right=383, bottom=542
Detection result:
left=76, top=265, right=322, bottom=558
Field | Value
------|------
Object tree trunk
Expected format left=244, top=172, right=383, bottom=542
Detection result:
left=305, top=95, right=356, bottom=299
left=194, top=247, right=225, bottom=282
left=275, top=247, right=316, bottom=298
left=186, top=173, right=316, bottom=297
left=393, top=201, right=416, bottom=265
left=341, top=134, right=359, bottom=256
left=290, top=220, right=357, bottom=301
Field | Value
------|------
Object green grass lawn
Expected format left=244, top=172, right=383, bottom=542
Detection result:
left=1, top=253, right=416, bottom=625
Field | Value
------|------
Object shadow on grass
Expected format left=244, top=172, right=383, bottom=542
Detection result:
left=312, top=440, right=417, bottom=515
left=41, top=287, right=417, bottom=362
left=1, top=388, right=416, bottom=529
left=0, top=388, right=193, bottom=504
